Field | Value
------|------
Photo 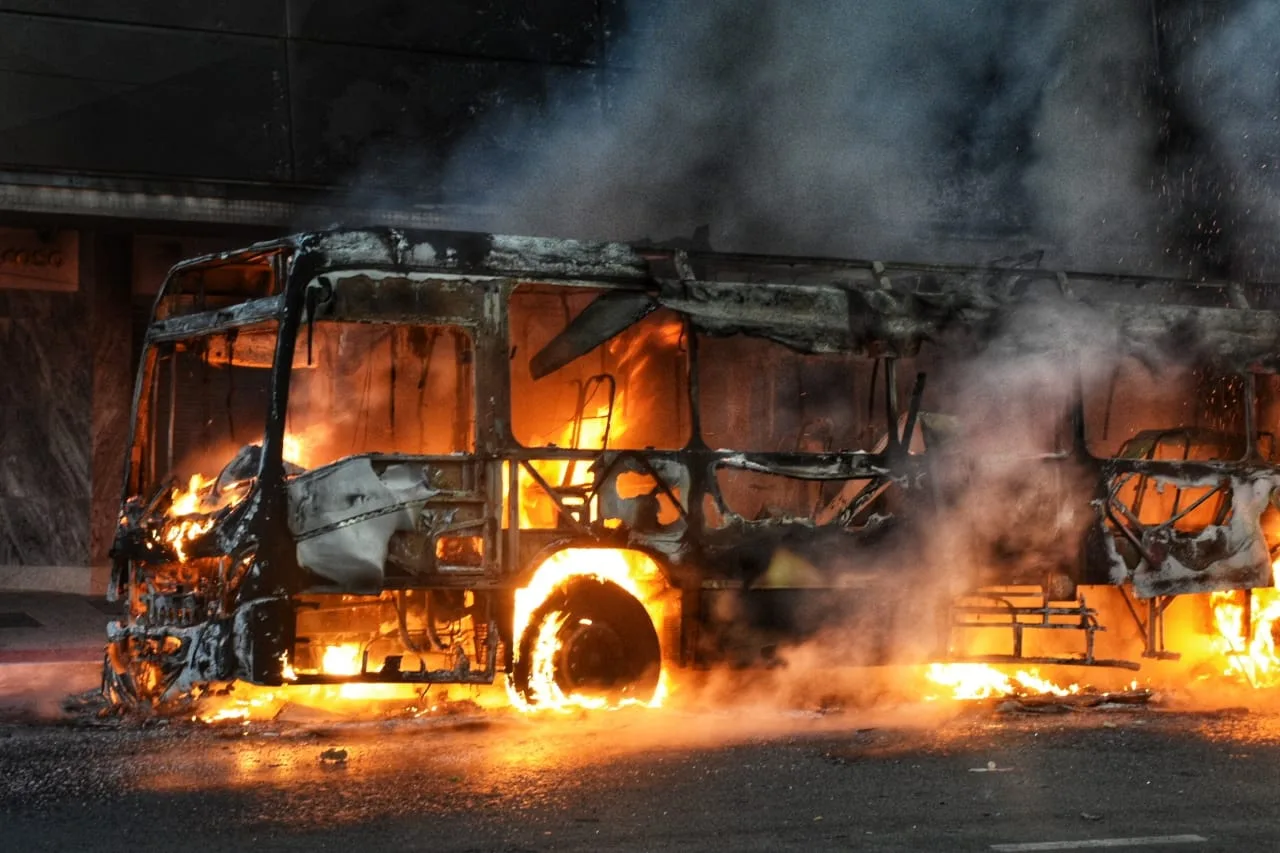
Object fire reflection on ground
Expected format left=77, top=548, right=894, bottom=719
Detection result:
left=146, top=701, right=934, bottom=797
left=130, top=685, right=1280, bottom=835
left=94, top=627, right=1280, bottom=836
left=13, top=689, right=1280, bottom=847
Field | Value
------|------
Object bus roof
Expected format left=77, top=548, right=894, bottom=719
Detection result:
left=151, top=227, right=1280, bottom=367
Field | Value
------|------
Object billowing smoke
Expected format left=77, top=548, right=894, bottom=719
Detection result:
left=374, top=0, right=1280, bottom=279
left=454, top=0, right=1077, bottom=262
left=431, top=1, right=1169, bottom=271
left=1171, top=0, right=1280, bottom=278
left=1022, top=1, right=1166, bottom=271
left=766, top=296, right=1125, bottom=673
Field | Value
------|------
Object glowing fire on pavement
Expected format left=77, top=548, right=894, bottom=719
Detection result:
left=924, top=663, right=1081, bottom=700
left=194, top=642, right=454, bottom=723
left=193, top=682, right=450, bottom=724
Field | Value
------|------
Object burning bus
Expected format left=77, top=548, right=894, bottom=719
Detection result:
left=103, top=228, right=1280, bottom=710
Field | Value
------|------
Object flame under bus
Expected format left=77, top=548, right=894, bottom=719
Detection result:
left=105, top=229, right=1280, bottom=709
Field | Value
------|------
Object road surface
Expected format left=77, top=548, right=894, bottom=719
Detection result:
left=0, top=680, right=1277, bottom=852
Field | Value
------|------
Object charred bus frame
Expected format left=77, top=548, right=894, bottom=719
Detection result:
left=105, top=228, right=1280, bottom=705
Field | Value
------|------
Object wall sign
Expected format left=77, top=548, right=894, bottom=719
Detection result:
left=0, top=228, right=79, bottom=291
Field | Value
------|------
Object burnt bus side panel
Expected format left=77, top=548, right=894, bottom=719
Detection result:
left=1081, top=365, right=1280, bottom=599
left=1086, top=461, right=1279, bottom=598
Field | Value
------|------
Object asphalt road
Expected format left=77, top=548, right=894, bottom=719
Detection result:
left=1, top=683, right=1279, bottom=853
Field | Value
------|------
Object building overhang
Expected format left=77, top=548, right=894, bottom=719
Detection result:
left=0, top=168, right=489, bottom=231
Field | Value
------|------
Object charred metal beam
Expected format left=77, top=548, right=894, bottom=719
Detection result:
left=719, top=451, right=893, bottom=482
left=530, top=291, right=657, bottom=379
left=147, top=295, right=284, bottom=342
left=945, top=654, right=1141, bottom=672
left=517, top=460, right=594, bottom=537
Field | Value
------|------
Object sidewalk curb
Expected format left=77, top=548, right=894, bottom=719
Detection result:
left=0, top=565, right=103, bottom=595
left=0, top=647, right=104, bottom=664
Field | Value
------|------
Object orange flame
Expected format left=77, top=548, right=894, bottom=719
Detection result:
left=162, top=474, right=219, bottom=561
left=507, top=401, right=618, bottom=530
left=283, top=433, right=305, bottom=468
left=160, top=435, right=312, bottom=561
left=281, top=429, right=327, bottom=470
left=508, top=548, right=669, bottom=712
left=506, top=313, right=683, bottom=530
left=1209, top=565, right=1280, bottom=688
left=319, top=643, right=365, bottom=677
left=190, top=311, right=685, bottom=720
left=194, top=682, right=444, bottom=724
left=169, top=473, right=215, bottom=516
left=924, top=663, right=1081, bottom=700
left=194, top=643, right=466, bottom=723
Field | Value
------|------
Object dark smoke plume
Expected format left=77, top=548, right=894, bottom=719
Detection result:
left=422, top=1, right=1280, bottom=278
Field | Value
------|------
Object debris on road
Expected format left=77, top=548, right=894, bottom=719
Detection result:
left=992, top=688, right=1155, bottom=714
left=968, top=760, right=1014, bottom=773
left=319, top=747, right=349, bottom=767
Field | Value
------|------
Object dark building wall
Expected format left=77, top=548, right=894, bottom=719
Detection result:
left=0, top=1, right=624, bottom=194
left=0, top=280, right=91, bottom=567
left=0, top=222, right=277, bottom=585
left=86, top=231, right=134, bottom=580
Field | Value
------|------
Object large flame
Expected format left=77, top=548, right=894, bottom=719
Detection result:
left=160, top=436, right=312, bottom=561
left=509, top=548, right=669, bottom=712
left=506, top=313, right=684, bottom=530
left=186, top=311, right=687, bottom=720
left=924, top=663, right=1082, bottom=700
left=508, top=404, right=616, bottom=529
left=195, top=642, right=461, bottom=723
left=282, top=432, right=306, bottom=468
left=1209, top=572, right=1280, bottom=688
left=162, top=474, right=220, bottom=561
left=319, top=643, right=365, bottom=677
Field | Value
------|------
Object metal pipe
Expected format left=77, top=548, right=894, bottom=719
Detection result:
left=1243, top=588, right=1253, bottom=646
left=166, top=354, right=176, bottom=473
left=884, top=357, right=899, bottom=452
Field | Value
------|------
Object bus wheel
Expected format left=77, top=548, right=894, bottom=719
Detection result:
left=512, top=575, right=661, bottom=708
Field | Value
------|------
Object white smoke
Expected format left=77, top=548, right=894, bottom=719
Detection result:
left=433, top=1, right=1177, bottom=272
left=302, top=1, right=1280, bottom=278
left=1178, top=0, right=1280, bottom=278
left=1022, top=0, right=1167, bottom=271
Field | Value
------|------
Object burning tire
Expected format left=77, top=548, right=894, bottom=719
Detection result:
left=101, top=636, right=168, bottom=709
left=511, top=575, right=662, bottom=708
